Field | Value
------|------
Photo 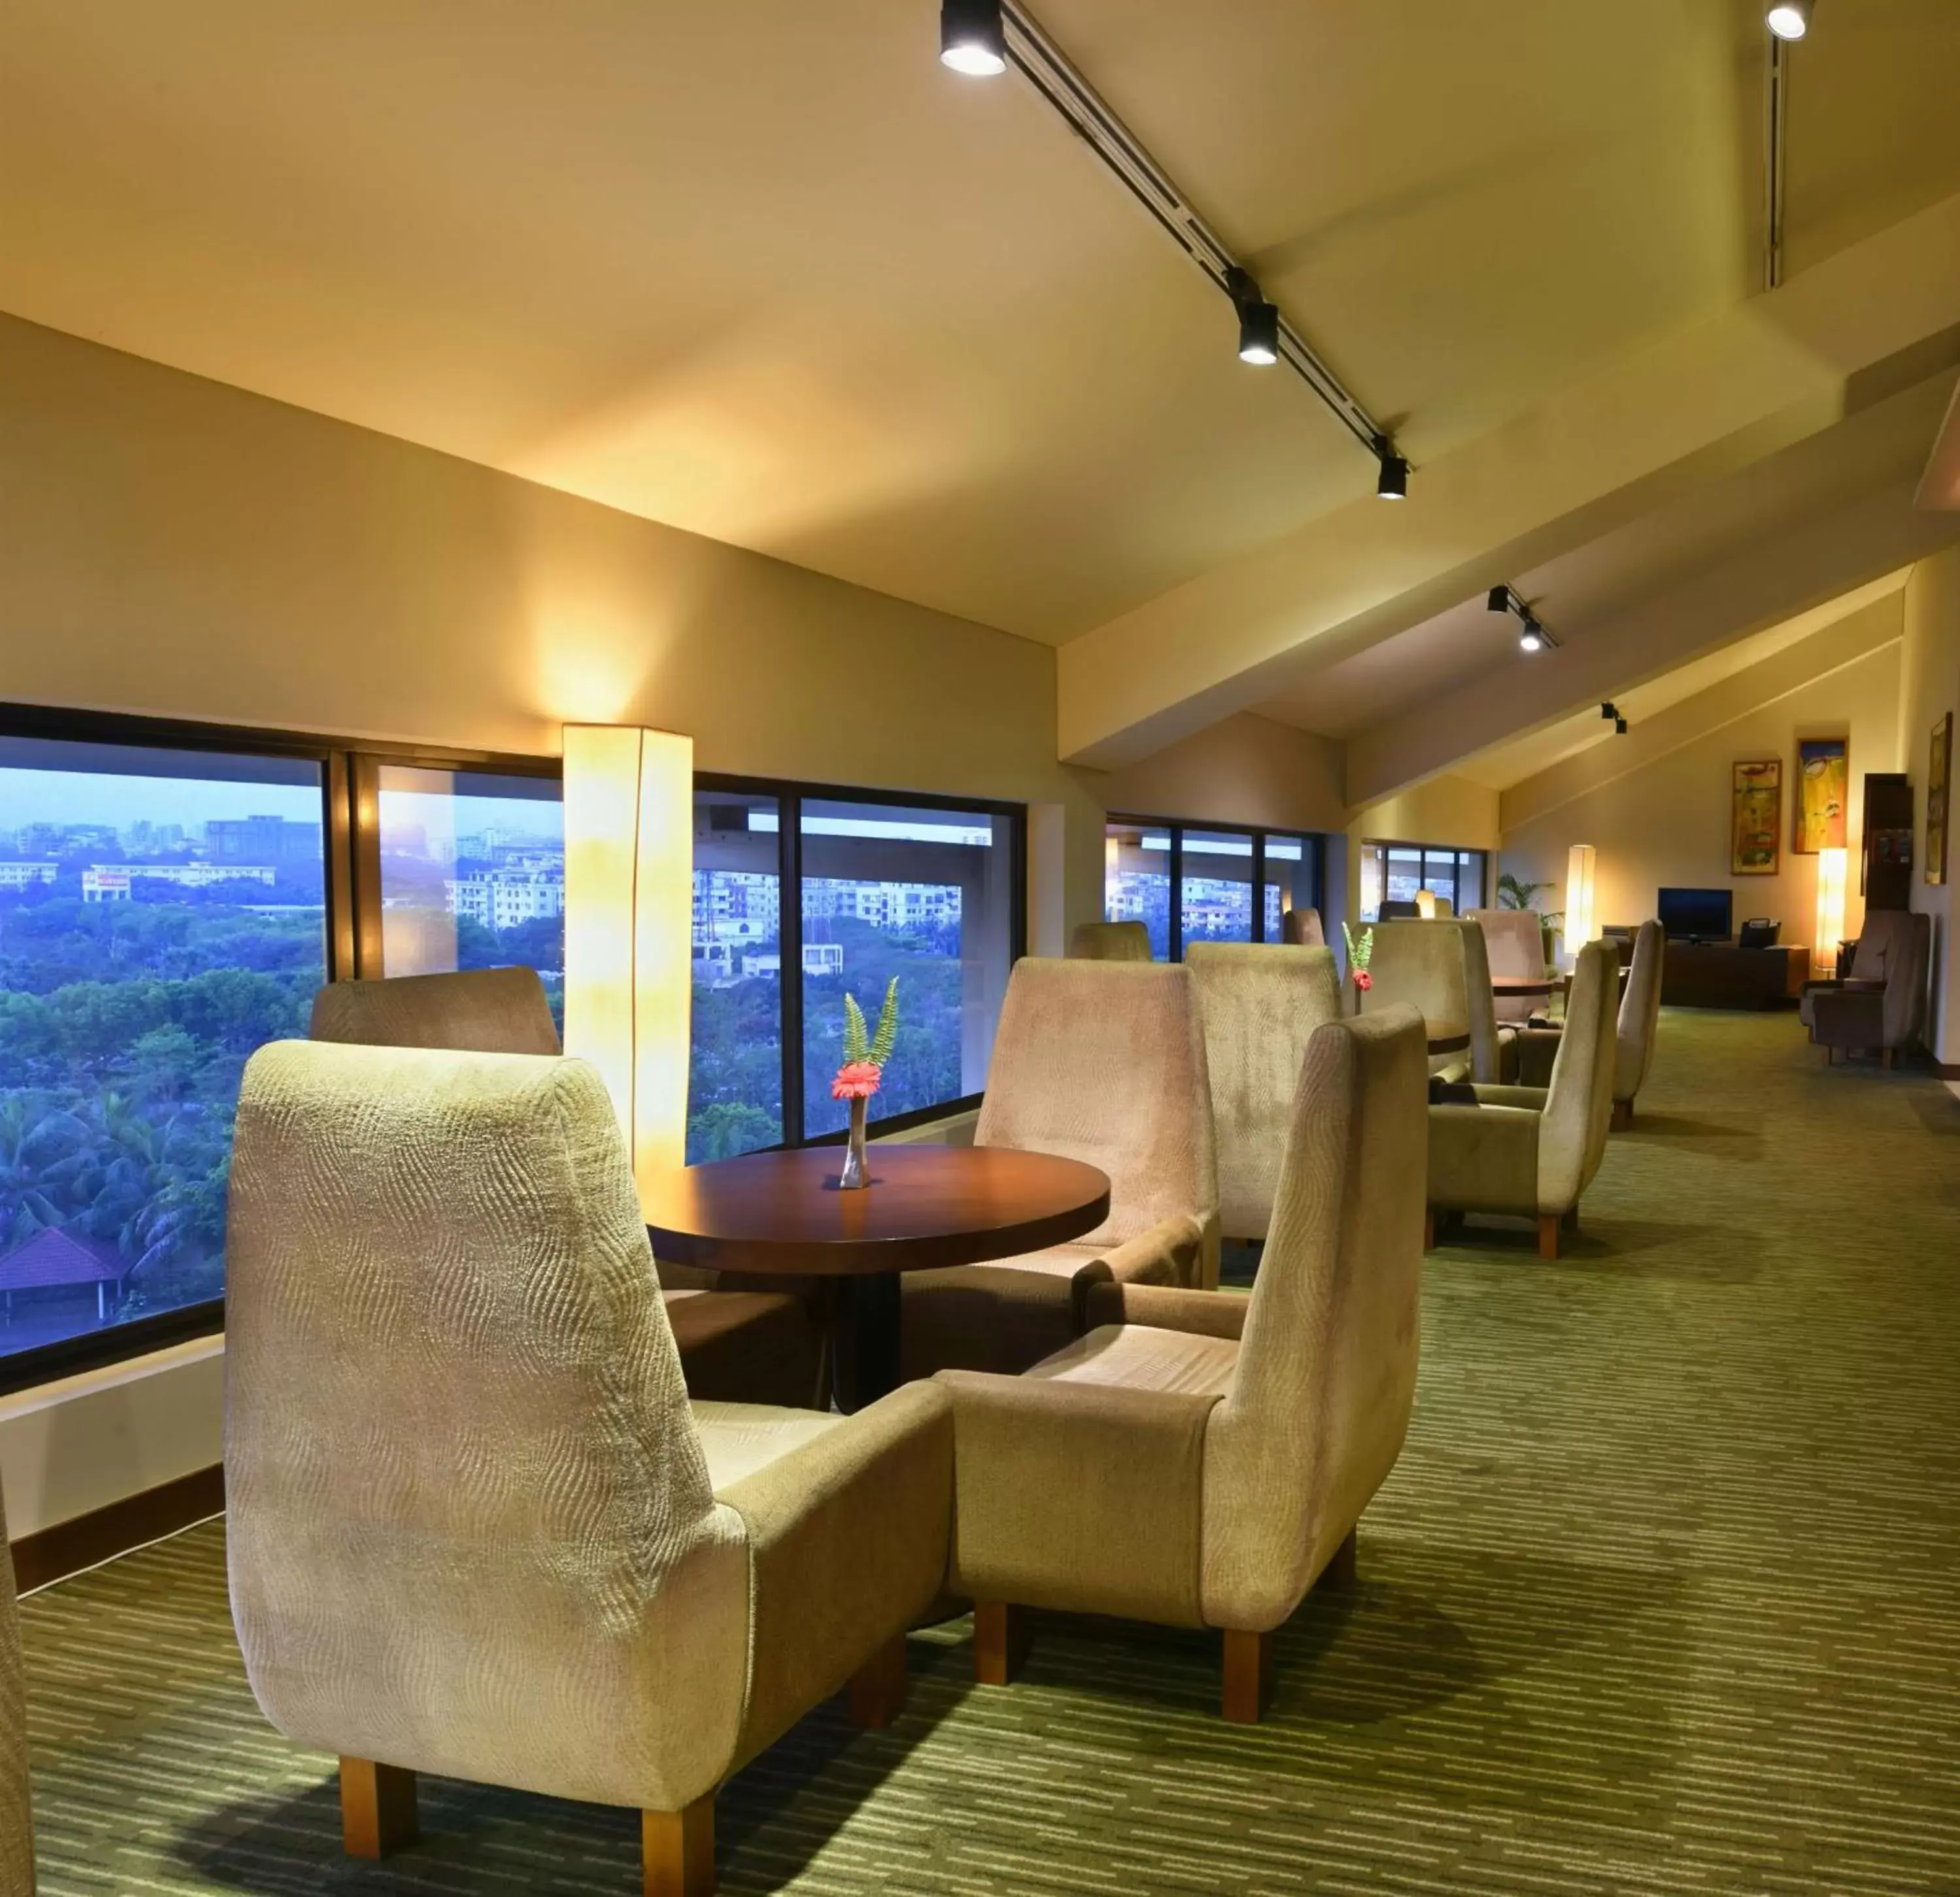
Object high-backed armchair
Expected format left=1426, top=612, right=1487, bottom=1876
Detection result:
left=1361, top=919, right=1508, bottom=1083
left=1069, top=920, right=1154, bottom=961
left=1281, top=907, right=1325, bottom=947
left=1, top=1482, right=33, bottom=1897
left=902, top=960, right=1217, bottom=1378
left=1471, top=909, right=1548, bottom=1026
left=225, top=1041, right=952, bottom=1896
left=1513, top=920, right=1664, bottom=1128
left=1426, top=939, right=1618, bottom=1259
left=937, top=1007, right=1428, bottom=1722
left=1799, top=910, right=1931, bottom=1067
left=310, top=970, right=819, bottom=1408
left=1185, top=942, right=1342, bottom=1242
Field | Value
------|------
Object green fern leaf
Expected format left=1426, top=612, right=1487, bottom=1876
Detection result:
left=842, top=991, right=870, bottom=1064
left=868, top=976, right=900, bottom=1067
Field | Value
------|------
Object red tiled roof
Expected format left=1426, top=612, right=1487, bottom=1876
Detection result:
left=0, top=1227, right=131, bottom=1291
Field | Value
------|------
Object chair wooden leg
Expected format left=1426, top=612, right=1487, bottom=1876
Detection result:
left=1221, top=1627, right=1272, bottom=1724
left=973, top=1600, right=1028, bottom=1686
left=1321, top=1527, right=1358, bottom=1589
left=644, top=1797, right=715, bottom=1897
left=847, top=1632, right=908, bottom=1728
left=340, top=1758, right=417, bottom=1859
left=1537, top=1214, right=1560, bottom=1261
left=1882, top=1046, right=1897, bottom=1070
left=1610, top=1097, right=1633, bottom=1131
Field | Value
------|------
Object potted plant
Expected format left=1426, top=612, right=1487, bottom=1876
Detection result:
left=1497, top=873, right=1564, bottom=969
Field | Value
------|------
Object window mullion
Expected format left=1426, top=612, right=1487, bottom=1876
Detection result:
left=779, top=793, right=805, bottom=1146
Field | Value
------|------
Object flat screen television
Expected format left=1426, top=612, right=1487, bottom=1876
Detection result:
left=1658, top=886, right=1733, bottom=944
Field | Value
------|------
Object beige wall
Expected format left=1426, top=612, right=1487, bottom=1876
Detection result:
left=1902, top=548, right=1960, bottom=1063
left=1500, top=639, right=1904, bottom=957
left=1090, top=712, right=1347, bottom=835
left=1344, top=774, right=1502, bottom=927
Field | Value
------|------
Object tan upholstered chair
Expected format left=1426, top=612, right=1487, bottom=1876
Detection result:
left=1361, top=919, right=1509, bottom=1084
left=902, top=960, right=1218, bottom=1378
left=1800, top=911, right=1931, bottom=1068
left=1281, top=907, right=1325, bottom=947
left=1471, top=908, right=1548, bottom=1026
left=311, top=970, right=819, bottom=1407
left=1186, top=942, right=1342, bottom=1242
left=225, top=1041, right=951, bottom=1896
left=1, top=1482, right=33, bottom=1897
left=1070, top=920, right=1154, bottom=962
left=936, top=1007, right=1428, bottom=1723
left=1426, top=939, right=1618, bottom=1259
left=1514, top=919, right=1664, bottom=1128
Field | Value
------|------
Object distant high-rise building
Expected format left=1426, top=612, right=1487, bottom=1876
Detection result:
left=205, top=815, right=322, bottom=864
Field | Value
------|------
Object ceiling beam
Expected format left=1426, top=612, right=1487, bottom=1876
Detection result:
left=1056, top=189, right=1960, bottom=771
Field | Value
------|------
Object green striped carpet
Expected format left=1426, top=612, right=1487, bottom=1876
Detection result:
left=21, top=1010, right=1960, bottom=1894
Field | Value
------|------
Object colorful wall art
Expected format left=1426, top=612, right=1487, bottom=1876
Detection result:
left=1794, top=738, right=1849, bottom=855
left=1731, top=759, right=1781, bottom=875
left=1929, top=713, right=1952, bottom=888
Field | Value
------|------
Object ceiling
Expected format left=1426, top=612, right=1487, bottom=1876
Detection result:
left=2, top=0, right=1951, bottom=657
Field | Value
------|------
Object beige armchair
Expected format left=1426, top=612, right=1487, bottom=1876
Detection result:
left=1361, top=918, right=1509, bottom=1083
left=1070, top=920, right=1154, bottom=961
left=1, top=1482, right=33, bottom=1897
left=1185, top=941, right=1342, bottom=1242
left=1800, top=910, right=1931, bottom=1067
left=1426, top=939, right=1618, bottom=1259
left=936, top=1007, right=1428, bottom=1723
left=225, top=1041, right=951, bottom=1896
left=1471, top=908, right=1548, bottom=1026
left=1514, top=919, right=1663, bottom=1128
left=1280, top=906, right=1325, bottom=947
left=310, top=969, right=819, bottom=1407
left=902, top=960, right=1218, bottom=1378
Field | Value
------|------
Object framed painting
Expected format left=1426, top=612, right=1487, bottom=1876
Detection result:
left=1793, top=738, right=1849, bottom=854
left=1930, top=712, right=1952, bottom=888
left=1731, top=759, right=1781, bottom=875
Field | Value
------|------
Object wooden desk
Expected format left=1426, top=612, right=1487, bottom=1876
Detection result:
left=1660, top=942, right=1810, bottom=1009
left=645, top=1146, right=1110, bottom=1408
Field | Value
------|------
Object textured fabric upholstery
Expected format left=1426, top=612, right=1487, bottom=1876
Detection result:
left=1426, top=939, right=1618, bottom=1218
left=312, top=973, right=817, bottom=1399
left=0, top=1481, right=32, bottom=1897
left=1070, top=920, right=1154, bottom=962
left=1186, top=942, right=1341, bottom=1240
left=225, top=1041, right=949, bottom=1821
left=308, top=967, right=561, bottom=1054
left=904, top=960, right=1219, bottom=1374
left=1472, top=909, right=1548, bottom=1024
left=1807, top=911, right=1931, bottom=1052
left=1281, top=907, right=1326, bottom=947
left=1362, top=920, right=1504, bottom=1083
left=1614, top=920, right=1665, bottom=1102
left=938, top=1008, right=1429, bottom=1640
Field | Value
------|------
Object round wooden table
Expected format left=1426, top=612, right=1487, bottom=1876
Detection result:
left=645, top=1145, right=1111, bottom=1410
left=1492, top=975, right=1556, bottom=1001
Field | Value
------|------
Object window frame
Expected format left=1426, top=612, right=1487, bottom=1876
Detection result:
left=1105, top=812, right=1329, bottom=961
left=0, top=704, right=1027, bottom=1391
left=696, top=771, right=1027, bottom=1149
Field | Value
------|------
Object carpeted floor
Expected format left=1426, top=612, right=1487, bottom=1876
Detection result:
left=20, top=1010, right=1960, bottom=1895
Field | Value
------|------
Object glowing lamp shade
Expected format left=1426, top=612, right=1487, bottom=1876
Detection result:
left=562, top=724, right=694, bottom=1192
left=1563, top=844, right=1598, bottom=962
left=1414, top=888, right=1437, bottom=919
left=1814, top=847, right=1847, bottom=974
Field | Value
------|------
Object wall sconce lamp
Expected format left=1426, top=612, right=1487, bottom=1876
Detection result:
left=563, top=724, right=694, bottom=1193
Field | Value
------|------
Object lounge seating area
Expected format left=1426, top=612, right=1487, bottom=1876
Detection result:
left=4, top=8, right=1960, bottom=1896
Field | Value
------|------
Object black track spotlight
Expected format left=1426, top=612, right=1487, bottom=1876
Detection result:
left=1615, top=715, right=1629, bottom=736
left=1600, top=702, right=1618, bottom=720
left=1488, top=585, right=1511, bottom=613
left=941, top=0, right=1007, bottom=76
left=1767, top=0, right=1812, bottom=41
left=1375, top=447, right=1409, bottom=501
left=1518, top=619, right=1544, bottom=654
left=1224, top=267, right=1279, bottom=365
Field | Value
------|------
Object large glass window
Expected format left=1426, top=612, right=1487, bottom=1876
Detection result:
left=1358, top=840, right=1490, bottom=922
left=1105, top=817, right=1328, bottom=958
left=0, top=734, right=327, bottom=1369
left=1104, top=820, right=1173, bottom=960
left=800, top=799, right=1016, bottom=1139
left=374, top=766, right=564, bottom=1024
left=687, top=789, right=783, bottom=1162
left=1181, top=830, right=1254, bottom=945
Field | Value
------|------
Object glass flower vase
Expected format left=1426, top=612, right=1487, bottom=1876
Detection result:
left=838, top=1095, right=870, bottom=1189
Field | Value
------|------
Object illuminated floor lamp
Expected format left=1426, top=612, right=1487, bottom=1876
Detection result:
left=1813, top=847, right=1847, bottom=976
left=562, top=724, right=694, bottom=1192
left=1563, top=845, right=1597, bottom=966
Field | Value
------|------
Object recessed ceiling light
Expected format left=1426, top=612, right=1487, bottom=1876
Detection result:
left=941, top=0, right=1007, bottom=75
left=1767, top=0, right=1812, bottom=40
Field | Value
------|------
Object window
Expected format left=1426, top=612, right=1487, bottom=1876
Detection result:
left=1358, top=839, right=1490, bottom=922
left=0, top=730, right=327, bottom=1376
left=371, top=766, right=565, bottom=1025
left=1105, top=817, right=1327, bottom=958
left=688, top=788, right=783, bottom=1162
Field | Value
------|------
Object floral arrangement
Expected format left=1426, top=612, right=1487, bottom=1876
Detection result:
left=1342, top=920, right=1375, bottom=992
left=832, top=976, right=900, bottom=1102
